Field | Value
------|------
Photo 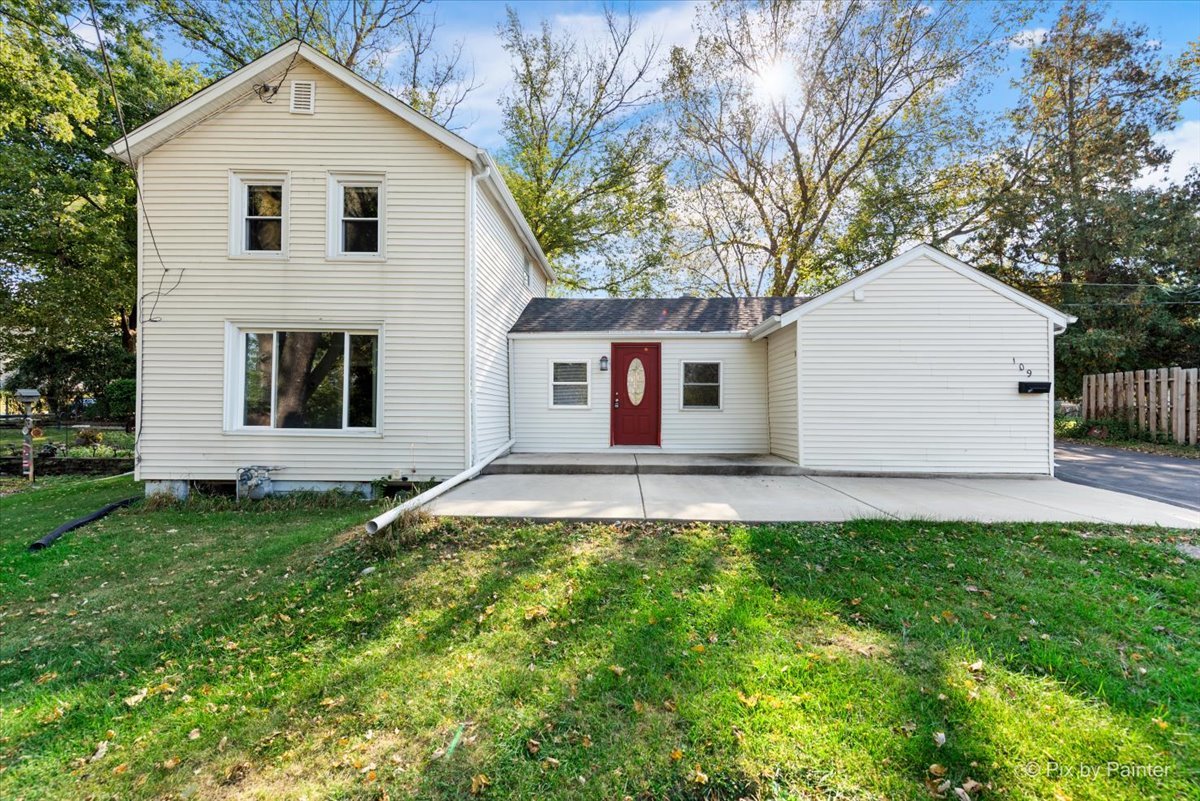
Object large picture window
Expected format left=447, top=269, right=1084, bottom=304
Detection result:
left=681, top=361, right=721, bottom=409
left=236, top=329, right=378, bottom=430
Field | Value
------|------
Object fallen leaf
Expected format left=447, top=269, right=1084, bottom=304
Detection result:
left=470, top=773, right=491, bottom=794
left=689, top=765, right=709, bottom=785
left=163, top=756, right=180, bottom=770
left=609, top=664, right=625, bottom=676
left=89, top=741, right=108, bottom=762
left=737, top=691, right=759, bottom=708
left=35, top=672, right=57, bottom=685
left=541, top=757, right=560, bottom=770
left=897, top=721, right=917, bottom=737
left=524, top=605, right=549, bottom=621
left=934, top=731, right=946, bottom=748
left=929, top=763, right=948, bottom=777
left=670, top=748, right=683, bottom=761
left=187, top=728, right=200, bottom=741
left=954, top=788, right=972, bottom=801
left=123, top=688, right=147, bottom=708
left=662, top=699, right=677, bottom=712
left=962, top=778, right=983, bottom=795
left=112, top=763, right=128, bottom=775
left=526, top=739, right=540, bottom=755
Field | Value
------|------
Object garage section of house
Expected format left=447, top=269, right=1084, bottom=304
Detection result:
left=508, top=245, right=1074, bottom=476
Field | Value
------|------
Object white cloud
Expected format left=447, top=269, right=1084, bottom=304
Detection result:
left=1009, top=27, right=1047, bottom=50
left=427, top=1, right=700, bottom=150
left=1136, top=119, right=1200, bottom=187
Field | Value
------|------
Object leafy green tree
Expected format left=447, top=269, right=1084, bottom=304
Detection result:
left=496, top=6, right=670, bottom=295
left=967, top=1, right=1199, bottom=395
left=0, top=4, right=202, bottom=386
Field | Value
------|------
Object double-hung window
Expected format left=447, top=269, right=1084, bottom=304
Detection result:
left=550, top=361, right=589, bottom=408
left=231, top=173, right=287, bottom=256
left=234, top=328, right=378, bottom=431
left=681, top=361, right=721, bottom=409
left=329, top=175, right=383, bottom=257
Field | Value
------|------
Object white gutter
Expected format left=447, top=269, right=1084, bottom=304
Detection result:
left=365, top=438, right=514, bottom=534
left=748, top=315, right=782, bottom=341
left=508, top=330, right=751, bottom=340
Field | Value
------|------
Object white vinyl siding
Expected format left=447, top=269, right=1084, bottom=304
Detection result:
left=766, top=325, right=799, bottom=462
left=511, top=337, right=768, bottom=452
left=797, top=256, right=1052, bottom=474
left=137, top=60, right=468, bottom=482
left=472, top=186, right=541, bottom=457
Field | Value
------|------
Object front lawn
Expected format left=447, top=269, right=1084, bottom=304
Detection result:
left=1, top=478, right=1196, bottom=800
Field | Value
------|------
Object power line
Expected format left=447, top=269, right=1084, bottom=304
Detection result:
left=85, top=0, right=179, bottom=326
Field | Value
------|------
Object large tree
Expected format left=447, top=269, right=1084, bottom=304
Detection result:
left=968, top=1, right=1199, bottom=395
left=150, top=0, right=478, bottom=127
left=0, top=2, right=201, bottom=407
left=663, top=0, right=1018, bottom=296
left=497, top=5, right=671, bottom=295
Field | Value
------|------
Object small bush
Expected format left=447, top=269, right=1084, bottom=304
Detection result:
left=73, top=428, right=104, bottom=448
left=104, top=379, right=137, bottom=419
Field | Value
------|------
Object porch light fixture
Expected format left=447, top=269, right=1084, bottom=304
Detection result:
left=599, top=355, right=609, bottom=372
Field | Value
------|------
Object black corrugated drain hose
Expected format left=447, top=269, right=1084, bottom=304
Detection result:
left=28, top=497, right=140, bottom=551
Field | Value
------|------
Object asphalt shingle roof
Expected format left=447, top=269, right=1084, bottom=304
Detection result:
left=509, top=297, right=809, bottom=334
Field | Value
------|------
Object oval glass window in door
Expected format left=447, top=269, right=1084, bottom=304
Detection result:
left=627, top=358, right=646, bottom=406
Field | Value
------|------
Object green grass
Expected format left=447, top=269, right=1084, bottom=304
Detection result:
left=0, top=478, right=1196, bottom=800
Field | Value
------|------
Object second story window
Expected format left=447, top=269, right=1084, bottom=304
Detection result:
left=230, top=173, right=287, bottom=257
left=329, top=175, right=384, bottom=258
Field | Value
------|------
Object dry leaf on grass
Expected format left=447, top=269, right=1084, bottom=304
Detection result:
left=470, top=773, right=491, bottom=794
left=933, top=731, right=946, bottom=748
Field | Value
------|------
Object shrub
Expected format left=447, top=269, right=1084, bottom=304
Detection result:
left=74, top=428, right=104, bottom=447
left=104, top=378, right=136, bottom=419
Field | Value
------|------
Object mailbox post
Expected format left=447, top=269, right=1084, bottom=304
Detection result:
left=15, top=388, right=41, bottom=483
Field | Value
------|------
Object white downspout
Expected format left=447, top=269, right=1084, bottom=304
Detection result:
left=366, top=438, right=514, bottom=534
left=464, top=162, right=491, bottom=469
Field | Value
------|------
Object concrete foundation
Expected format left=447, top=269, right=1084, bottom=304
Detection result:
left=145, top=479, right=189, bottom=500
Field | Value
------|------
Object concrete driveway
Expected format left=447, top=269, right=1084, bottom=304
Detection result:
left=429, top=473, right=1199, bottom=528
left=1055, top=442, right=1200, bottom=512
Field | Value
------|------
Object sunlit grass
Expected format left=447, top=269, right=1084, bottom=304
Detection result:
left=0, top=478, right=1195, bottom=799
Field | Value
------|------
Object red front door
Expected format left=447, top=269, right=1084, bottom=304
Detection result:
left=611, top=343, right=661, bottom=446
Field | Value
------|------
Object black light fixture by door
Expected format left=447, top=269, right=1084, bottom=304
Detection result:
left=599, top=355, right=609, bottom=372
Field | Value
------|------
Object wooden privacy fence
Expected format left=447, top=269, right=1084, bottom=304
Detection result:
left=1081, top=367, right=1199, bottom=445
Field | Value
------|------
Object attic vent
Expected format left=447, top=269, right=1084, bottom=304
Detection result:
left=289, top=80, right=315, bottom=114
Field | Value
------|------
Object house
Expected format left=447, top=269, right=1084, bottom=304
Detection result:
left=110, top=41, right=1074, bottom=498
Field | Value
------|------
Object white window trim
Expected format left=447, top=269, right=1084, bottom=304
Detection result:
left=223, top=322, right=384, bottom=436
left=327, top=173, right=386, bottom=260
left=680, top=360, right=723, bottom=411
left=548, top=359, right=591, bottom=409
left=228, top=172, right=289, bottom=259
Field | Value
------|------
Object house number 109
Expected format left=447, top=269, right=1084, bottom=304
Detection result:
left=1013, top=357, right=1032, bottom=377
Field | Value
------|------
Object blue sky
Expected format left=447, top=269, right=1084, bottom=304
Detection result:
left=156, top=0, right=1200, bottom=181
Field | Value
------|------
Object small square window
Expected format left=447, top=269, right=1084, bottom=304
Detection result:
left=550, top=361, right=589, bottom=407
left=681, top=361, right=721, bottom=409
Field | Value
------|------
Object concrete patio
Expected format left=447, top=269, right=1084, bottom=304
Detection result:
left=429, top=472, right=1199, bottom=528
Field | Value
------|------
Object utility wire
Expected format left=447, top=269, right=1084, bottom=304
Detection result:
left=86, top=0, right=180, bottom=326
